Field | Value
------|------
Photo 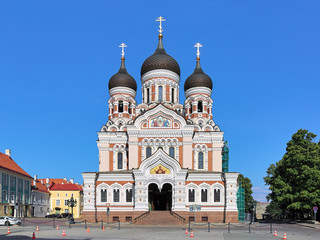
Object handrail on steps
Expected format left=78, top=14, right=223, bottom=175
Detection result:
left=132, top=210, right=150, bottom=223
left=170, top=210, right=186, bottom=223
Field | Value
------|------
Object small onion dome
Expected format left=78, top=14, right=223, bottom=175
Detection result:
left=108, top=57, right=137, bottom=91
left=141, top=35, right=180, bottom=77
left=184, top=58, right=212, bottom=91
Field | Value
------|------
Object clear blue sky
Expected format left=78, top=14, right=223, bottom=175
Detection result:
left=1, top=1, right=319, bottom=202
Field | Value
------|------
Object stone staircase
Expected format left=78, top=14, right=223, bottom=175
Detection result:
left=134, top=211, right=185, bottom=225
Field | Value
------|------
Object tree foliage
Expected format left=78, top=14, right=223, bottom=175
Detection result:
left=264, top=129, right=320, bottom=219
left=237, top=173, right=254, bottom=213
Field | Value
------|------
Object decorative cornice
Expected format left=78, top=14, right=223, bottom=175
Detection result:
left=185, top=87, right=212, bottom=98
left=141, top=69, right=180, bottom=84
left=109, top=87, right=136, bottom=98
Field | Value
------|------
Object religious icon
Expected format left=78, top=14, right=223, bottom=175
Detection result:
left=156, top=166, right=165, bottom=174
left=150, top=116, right=171, bottom=128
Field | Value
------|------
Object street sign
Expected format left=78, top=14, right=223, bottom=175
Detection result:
left=313, top=206, right=318, bottom=211
left=106, top=203, right=110, bottom=207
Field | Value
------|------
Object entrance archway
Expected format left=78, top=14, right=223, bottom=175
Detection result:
left=148, top=183, right=172, bottom=211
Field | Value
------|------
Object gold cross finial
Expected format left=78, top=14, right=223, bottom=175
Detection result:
left=156, top=16, right=166, bottom=33
left=119, top=43, right=127, bottom=58
left=194, top=42, right=203, bottom=59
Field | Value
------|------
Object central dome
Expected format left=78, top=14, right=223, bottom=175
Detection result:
left=141, top=36, right=180, bottom=77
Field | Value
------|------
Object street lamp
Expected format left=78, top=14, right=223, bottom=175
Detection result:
left=66, top=196, right=77, bottom=224
left=251, top=200, right=256, bottom=224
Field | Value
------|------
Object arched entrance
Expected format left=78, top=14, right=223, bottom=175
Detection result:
left=148, top=183, right=172, bottom=211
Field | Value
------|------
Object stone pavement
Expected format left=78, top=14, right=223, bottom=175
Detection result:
left=0, top=223, right=319, bottom=239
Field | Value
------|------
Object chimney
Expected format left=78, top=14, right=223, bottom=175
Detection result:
left=63, top=177, right=67, bottom=182
left=5, top=149, right=11, bottom=157
left=33, top=180, right=36, bottom=186
left=41, top=179, right=43, bottom=184
left=34, top=175, right=37, bottom=181
left=70, top=178, right=74, bottom=184
left=46, top=178, right=50, bottom=184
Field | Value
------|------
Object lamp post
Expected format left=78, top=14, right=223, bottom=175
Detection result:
left=251, top=200, right=256, bottom=224
left=66, top=196, right=77, bottom=224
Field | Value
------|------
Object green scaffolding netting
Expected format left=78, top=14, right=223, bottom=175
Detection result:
left=237, top=182, right=245, bottom=222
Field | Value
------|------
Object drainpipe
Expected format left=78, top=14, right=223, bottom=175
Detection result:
left=222, top=172, right=227, bottom=223
left=94, top=173, right=99, bottom=222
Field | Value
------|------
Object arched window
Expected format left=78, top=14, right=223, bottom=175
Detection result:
left=118, top=101, right=123, bottom=113
left=128, top=102, right=131, bottom=114
left=214, top=189, right=220, bottom=202
left=198, top=101, right=203, bottom=112
left=169, top=147, right=175, bottom=158
left=113, top=189, right=120, bottom=202
left=201, top=189, right=207, bottom=202
left=171, top=88, right=175, bottom=103
left=126, top=189, right=132, bottom=202
left=117, top=152, right=123, bottom=169
left=188, top=189, right=195, bottom=202
left=198, top=152, right=204, bottom=169
left=190, top=103, right=193, bottom=113
left=101, top=189, right=107, bottom=202
left=146, top=147, right=152, bottom=158
left=147, top=88, right=150, bottom=104
left=158, top=86, right=163, bottom=102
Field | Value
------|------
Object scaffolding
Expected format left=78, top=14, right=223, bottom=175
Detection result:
left=237, top=182, right=245, bottom=222
left=222, top=141, right=229, bottom=172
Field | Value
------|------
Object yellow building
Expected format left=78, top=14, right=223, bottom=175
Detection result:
left=48, top=181, right=83, bottom=218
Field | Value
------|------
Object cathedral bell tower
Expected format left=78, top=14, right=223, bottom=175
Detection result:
left=184, top=43, right=216, bottom=131
left=108, top=43, right=137, bottom=127
left=138, top=17, right=183, bottom=114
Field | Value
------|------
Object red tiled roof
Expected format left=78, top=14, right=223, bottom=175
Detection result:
left=33, top=180, right=50, bottom=193
left=0, top=152, right=32, bottom=179
left=50, top=183, right=83, bottom=191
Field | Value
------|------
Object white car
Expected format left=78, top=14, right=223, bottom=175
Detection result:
left=0, top=216, right=22, bottom=226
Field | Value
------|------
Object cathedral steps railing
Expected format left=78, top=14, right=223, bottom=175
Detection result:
left=170, top=210, right=186, bottom=223
left=132, top=210, right=150, bottom=224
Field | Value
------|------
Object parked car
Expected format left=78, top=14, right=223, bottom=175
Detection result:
left=0, top=216, right=22, bottom=226
left=45, top=214, right=61, bottom=218
left=60, top=213, right=73, bottom=218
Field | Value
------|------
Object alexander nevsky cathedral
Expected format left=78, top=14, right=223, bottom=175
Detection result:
left=82, top=17, right=239, bottom=224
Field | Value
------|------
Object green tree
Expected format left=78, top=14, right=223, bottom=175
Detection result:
left=264, top=129, right=320, bottom=219
left=237, top=174, right=254, bottom=213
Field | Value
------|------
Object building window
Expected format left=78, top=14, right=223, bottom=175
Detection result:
left=56, top=200, right=61, bottom=206
left=18, top=192, right=22, bottom=202
left=158, top=86, right=163, bottom=102
left=147, top=88, right=150, bottom=104
left=65, top=200, right=68, bottom=206
left=126, top=189, right=132, bottom=202
left=10, top=176, right=16, bottom=188
left=113, top=189, right=120, bottom=202
left=146, top=147, right=152, bottom=158
left=64, top=209, right=68, bottom=213
left=3, top=173, right=8, bottom=186
left=198, top=101, right=203, bottom=112
left=214, top=189, right=221, bottom=202
left=41, top=196, right=43, bottom=202
left=57, top=193, right=60, bottom=197
left=169, top=147, right=175, bottom=158
left=190, top=103, right=193, bottom=113
left=101, top=189, right=107, bottom=202
left=117, top=152, right=123, bottom=169
left=118, top=100, right=123, bottom=113
left=171, top=88, right=174, bottom=103
left=65, top=193, right=68, bottom=197
left=198, top=152, right=204, bottom=169
left=201, top=189, right=207, bottom=202
left=188, top=189, right=195, bottom=202
left=18, top=178, right=23, bottom=189
left=10, top=192, right=15, bottom=203
left=128, top=102, right=131, bottom=114
left=40, top=207, right=43, bottom=213
left=3, top=190, right=8, bottom=202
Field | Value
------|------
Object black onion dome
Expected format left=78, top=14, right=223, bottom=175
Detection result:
left=141, top=37, right=180, bottom=76
left=109, top=58, right=137, bottom=91
left=184, top=59, right=212, bottom=91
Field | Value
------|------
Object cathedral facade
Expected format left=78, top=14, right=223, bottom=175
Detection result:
left=82, top=22, right=239, bottom=223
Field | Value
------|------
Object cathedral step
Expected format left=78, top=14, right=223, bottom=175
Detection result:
left=134, top=211, right=185, bottom=225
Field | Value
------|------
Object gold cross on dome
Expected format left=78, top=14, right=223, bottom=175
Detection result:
left=119, top=43, right=127, bottom=57
left=194, top=42, right=203, bottom=58
left=156, top=16, right=166, bottom=33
